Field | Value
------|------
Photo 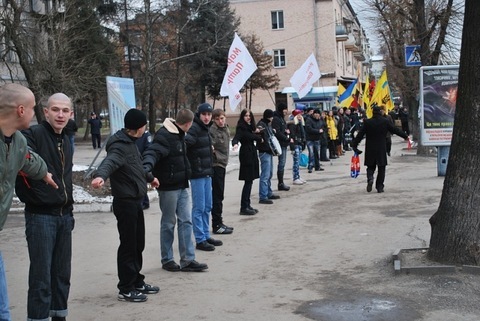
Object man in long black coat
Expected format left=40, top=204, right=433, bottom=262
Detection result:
left=351, top=106, right=408, bottom=193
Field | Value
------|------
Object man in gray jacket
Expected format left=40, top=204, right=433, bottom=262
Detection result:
left=0, top=83, right=57, bottom=321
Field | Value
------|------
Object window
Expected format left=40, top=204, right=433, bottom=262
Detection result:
left=271, top=11, right=284, bottom=30
left=273, top=49, right=286, bottom=68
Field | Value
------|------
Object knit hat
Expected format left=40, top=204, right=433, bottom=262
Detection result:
left=292, top=109, right=303, bottom=116
left=276, top=102, right=288, bottom=113
left=263, top=109, right=274, bottom=119
left=197, top=103, right=213, bottom=114
left=313, top=108, right=321, bottom=114
left=124, top=109, right=147, bottom=130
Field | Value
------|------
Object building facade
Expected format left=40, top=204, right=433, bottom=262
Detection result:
left=224, top=0, right=371, bottom=114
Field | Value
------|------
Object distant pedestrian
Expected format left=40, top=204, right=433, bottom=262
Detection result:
left=88, top=112, right=102, bottom=149
left=351, top=106, right=408, bottom=193
left=92, top=108, right=160, bottom=303
left=288, top=109, right=307, bottom=185
left=272, top=102, right=290, bottom=191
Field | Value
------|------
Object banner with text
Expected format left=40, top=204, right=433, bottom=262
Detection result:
left=289, top=53, right=321, bottom=99
left=220, top=33, right=258, bottom=111
left=419, top=65, right=458, bottom=146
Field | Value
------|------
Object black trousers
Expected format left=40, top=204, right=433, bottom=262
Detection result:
left=367, top=165, right=386, bottom=191
left=112, top=197, right=145, bottom=293
left=91, top=134, right=101, bottom=149
left=212, top=166, right=226, bottom=227
left=240, top=180, right=254, bottom=210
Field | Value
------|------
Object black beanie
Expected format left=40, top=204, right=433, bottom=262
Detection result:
left=263, top=109, right=274, bottom=119
left=124, top=109, right=147, bottom=130
left=197, top=103, right=213, bottom=114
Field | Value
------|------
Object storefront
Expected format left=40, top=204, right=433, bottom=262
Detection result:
left=281, top=86, right=338, bottom=111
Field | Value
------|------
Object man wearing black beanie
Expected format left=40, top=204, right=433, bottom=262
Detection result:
left=92, top=108, right=160, bottom=303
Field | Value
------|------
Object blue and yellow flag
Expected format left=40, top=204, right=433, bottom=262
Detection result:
left=338, top=79, right=358, bottom=108
left=370, top=70, right=393, bottom=115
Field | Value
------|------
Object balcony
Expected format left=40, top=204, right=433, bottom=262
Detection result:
left=354, top=52, right=366, bottom=61
left=335, top=24, right=348, bottom=42
left=344, top=34, right=358, bottom=50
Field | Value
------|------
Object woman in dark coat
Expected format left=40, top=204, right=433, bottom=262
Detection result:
left=232, top=109, right=263, bottom=215
left=351, top=106, right=408, bottom=193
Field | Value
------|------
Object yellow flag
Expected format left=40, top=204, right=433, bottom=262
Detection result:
left=336, top=83, right=346, bottom=106
left=370, top=70, right=394, bottom=114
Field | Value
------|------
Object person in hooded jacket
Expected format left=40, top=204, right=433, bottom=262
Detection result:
left=185, top=103, right=223, bottom=252
left=92, top=109, right=160, bottom=303
left=288, top=109, right=307, bottom=185
left=271, top=102, right=290, bottom=191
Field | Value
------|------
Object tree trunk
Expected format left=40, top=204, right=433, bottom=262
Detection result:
left=428, top=0, right=480, bottom=265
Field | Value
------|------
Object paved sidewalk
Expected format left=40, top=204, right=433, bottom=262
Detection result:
left=5, top=137, right=479, bottom=321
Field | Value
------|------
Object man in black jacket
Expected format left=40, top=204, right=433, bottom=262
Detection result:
left=143, top=109, right=208, bottom=272
left=351, top=106, right=408, bottom=193
left=15, top=93, right=74, bottom=321
left=272, top=102, right=290, bottom=191
left=92, top=109, right=159, bottom=303
left=185, top=103, right=223, bottom=251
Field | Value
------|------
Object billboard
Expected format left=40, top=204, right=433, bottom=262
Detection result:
left=419, top=65, right=458, bottom=146
left=106, top=76, right=136, bottom=134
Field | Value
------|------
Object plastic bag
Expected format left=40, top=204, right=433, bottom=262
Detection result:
left=299, top=153, right=308, bottom=167
left=350, top=152, right=360, bottom=178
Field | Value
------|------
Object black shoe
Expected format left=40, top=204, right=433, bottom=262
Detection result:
left=240, top=208, right=257, bottom=215
left=259, top=199, right=273, bottom=204
left=52, top=318, right=66, bottom=321
left=207, top=238, right=223, bottom=246
left=213, top=224, right=233, bottom=234
left=367, top=180, right=373, bottom=193
left=308, top=169, right=313, bottom=173
left=247, top=206, right=259, bottom=214
left=196, top=241, right=215, bottom=251
left=321, top=158, right=330, bottom=162
left=118, top=290, right=147, bottom=302
left=315, top=167, right=325, bottom=171
left=377, top=187, right=384, bottom=193
left=181, top=260, right=208, bottom=272
left=268, top=194, right=280, bottom=200
left=162, top=261, right=181, bottom=272
left=278, top=183, right=290, bottom=191
left=136, top=283, right=160, bottom=294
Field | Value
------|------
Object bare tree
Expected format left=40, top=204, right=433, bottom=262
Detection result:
left=362, top=0, right=463, bottom=153
left=428, top=0, right=480, bottom=265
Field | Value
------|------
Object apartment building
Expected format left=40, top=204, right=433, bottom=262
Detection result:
left=227, top=0, right=370, bottom=113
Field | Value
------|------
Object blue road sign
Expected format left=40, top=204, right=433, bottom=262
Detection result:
left=405, top=45, right=422, bottom=67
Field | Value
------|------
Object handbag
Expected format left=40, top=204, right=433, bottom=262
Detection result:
left=350, top=152, right=360, bottom=178
left=268, top=135, right=282, bottom=156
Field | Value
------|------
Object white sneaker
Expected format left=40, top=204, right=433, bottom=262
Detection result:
left=299, top=178, right=307, bottom=183
left=293, top=179, right=304, bottom=185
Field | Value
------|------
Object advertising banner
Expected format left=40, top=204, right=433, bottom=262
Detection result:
left=419, top=65, right=458, bottom=146
left=106, top=76, right=136, bottom=134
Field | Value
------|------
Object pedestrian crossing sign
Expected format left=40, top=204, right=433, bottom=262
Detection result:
left=405, top=45, right=422, bottom=67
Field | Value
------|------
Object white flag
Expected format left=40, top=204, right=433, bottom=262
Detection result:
left=289, top=53, right=321, bottom=99
left=220, top=33, right=258, bottom=111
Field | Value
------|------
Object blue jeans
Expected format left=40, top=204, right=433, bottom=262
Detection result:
left=307, top=140, right=320, bottom=171
left=25, top=212, right=74, bottom=321
left=277, top=146, right=287, bottom=173
left=259, top=152, right=273, bottom=200
left=158, top=189, right=196, bottom=268
left=0, top=252, right=11, bottom=321
left=292, top=145, right=301, bottom=180
left=190, top=177, right=212, bottom=243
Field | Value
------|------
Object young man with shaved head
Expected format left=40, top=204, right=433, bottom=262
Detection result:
left=16, top=93, right=74, bottom=321
left=0, top=83, right=57, bottom=321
